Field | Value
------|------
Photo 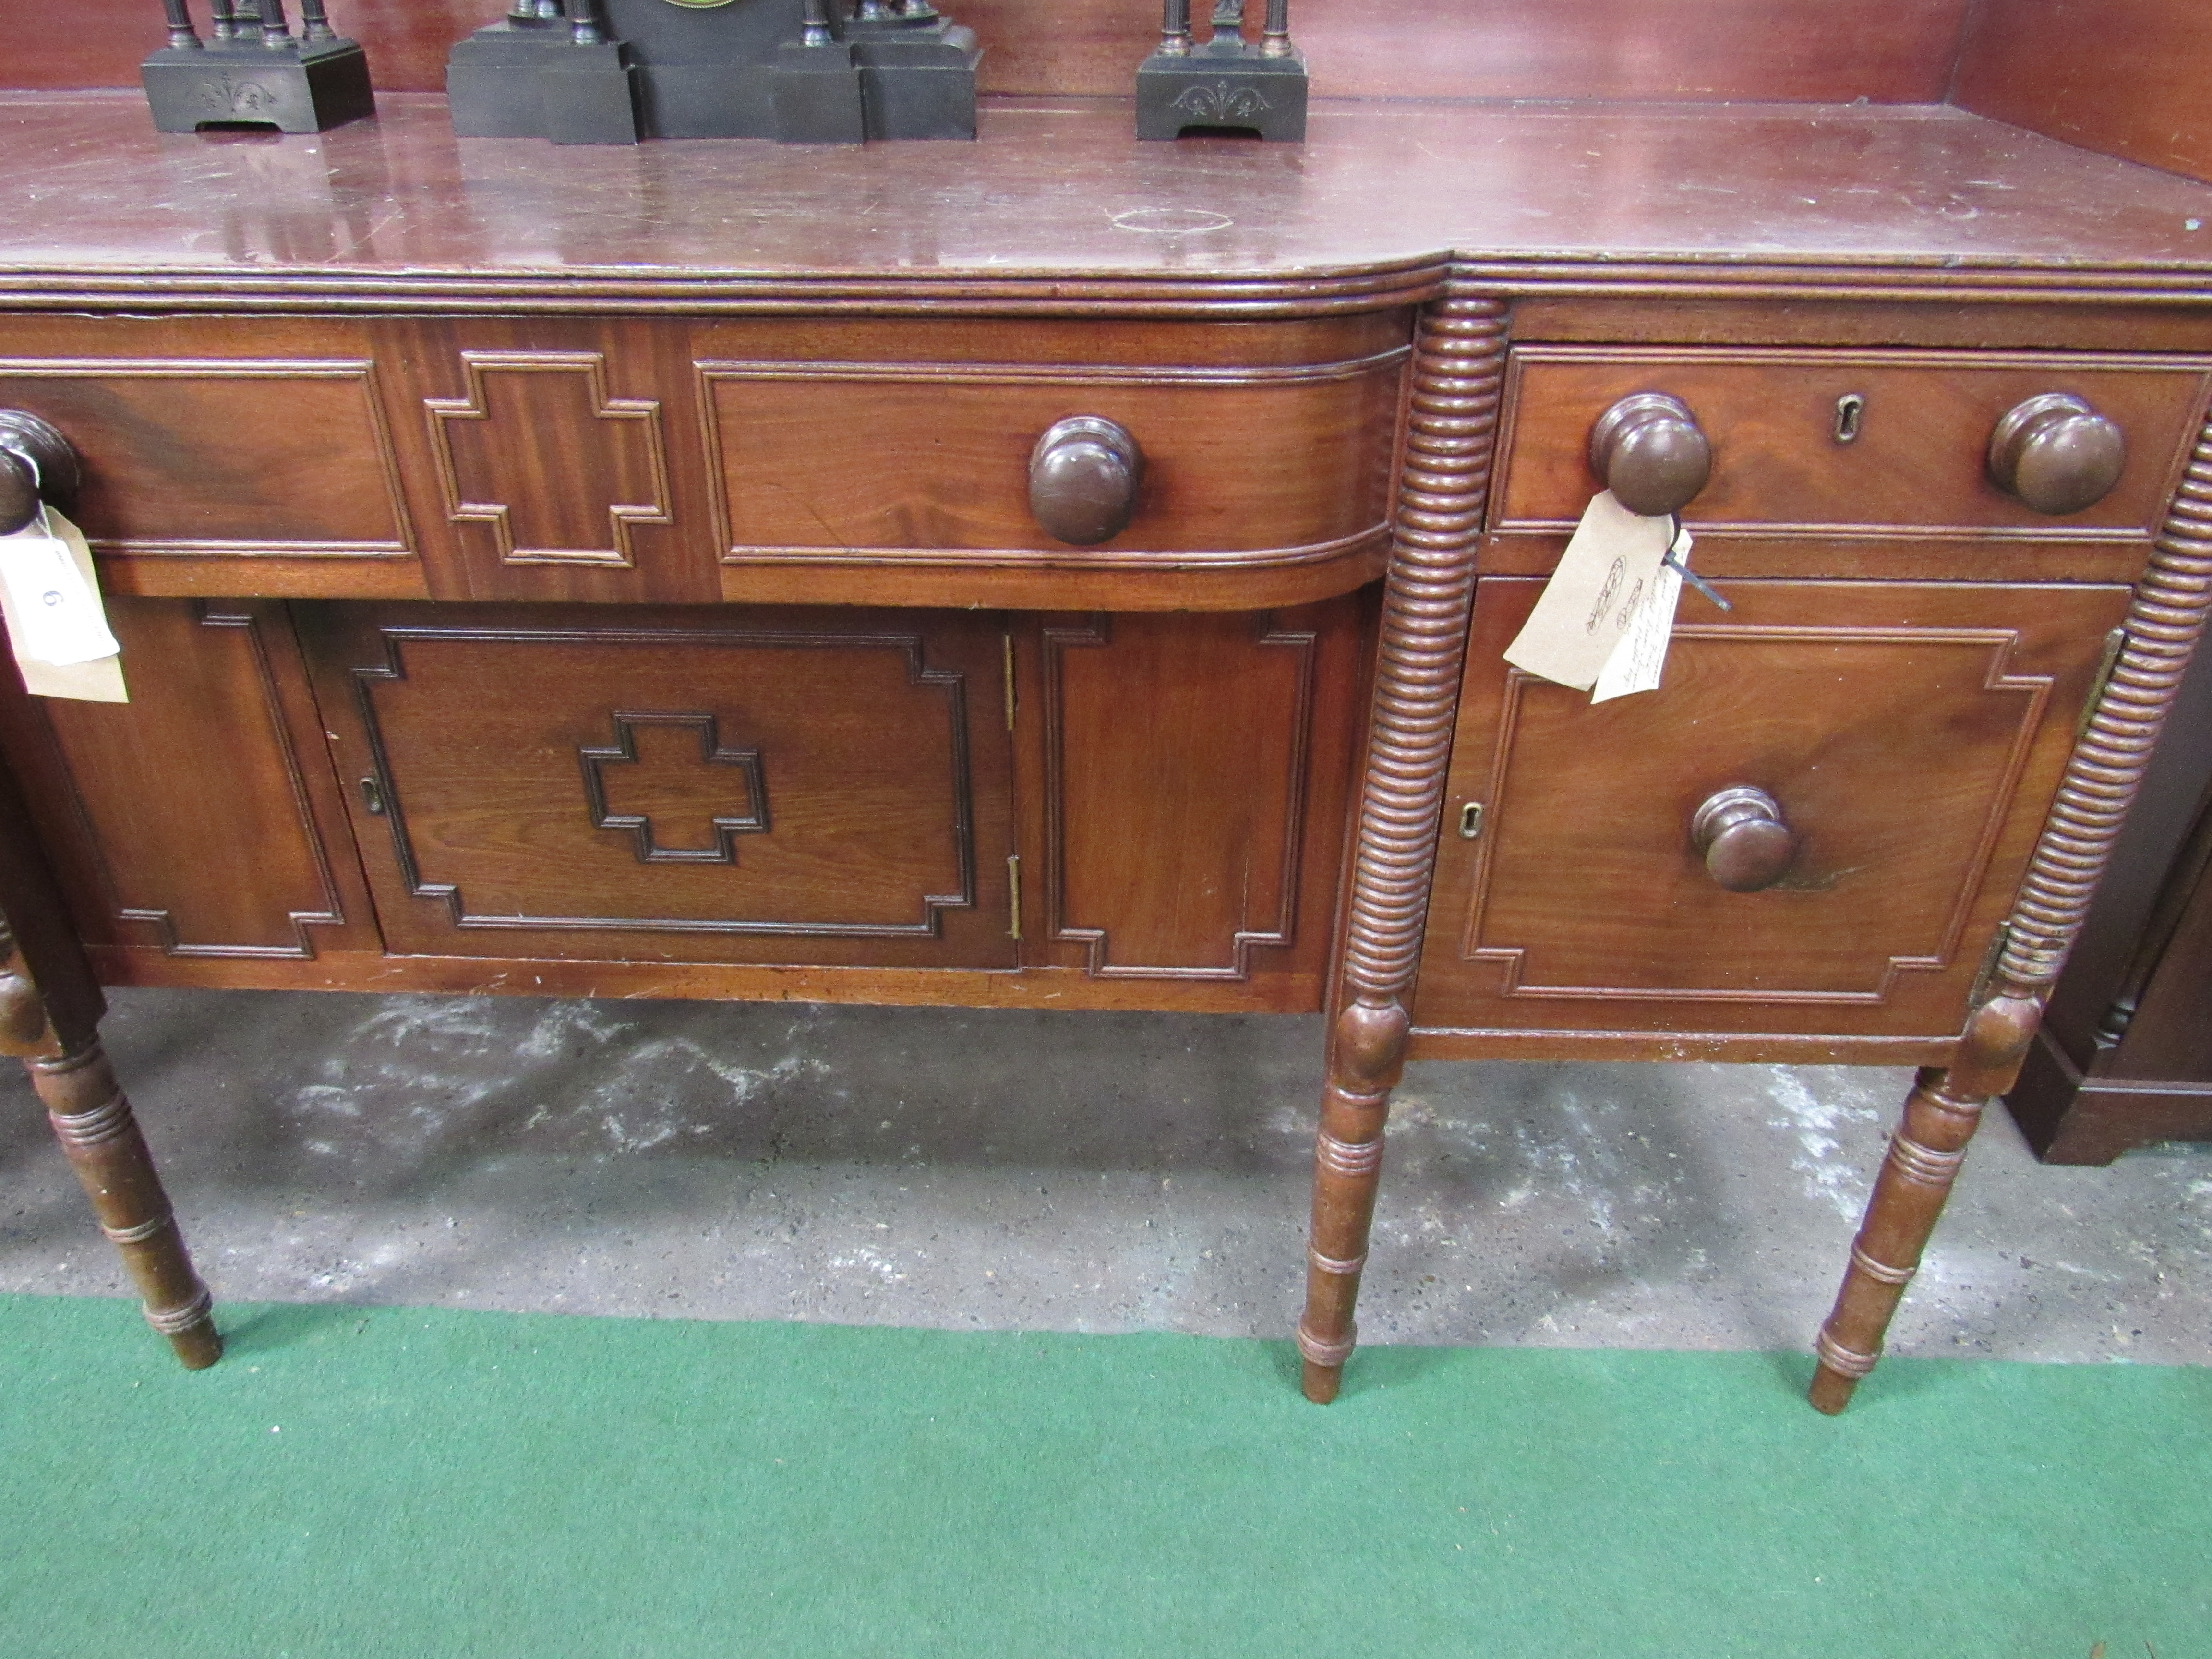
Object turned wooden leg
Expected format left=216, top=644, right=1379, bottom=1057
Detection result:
left=22, top=1038, right=221, bottom=1369
left=1296, top=292, right=1509, bottom=1402
left=1809, top=994, right=2037, bottom=1414
left=0, top=763, right=220, bottom=1369
left=1812, top=393, right=2212, bottom=1411
left=1297, top=997, right=1405, bottom=1402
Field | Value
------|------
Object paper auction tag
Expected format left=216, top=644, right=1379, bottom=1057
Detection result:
left=1591, top=522, right=1693, bottom=704
left=0, top=507, right=127, bottom=702
left=1502, top=490, right=1673, bottom=692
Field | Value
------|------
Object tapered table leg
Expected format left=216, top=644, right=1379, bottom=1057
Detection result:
left=1810, top=392, right=2212, bottom=1412
left=0, top=761, right=220, bottom=1370
left=23, top=1037, right=221, bottom=1369
left=1296, top=291, right=1507, bottom=1402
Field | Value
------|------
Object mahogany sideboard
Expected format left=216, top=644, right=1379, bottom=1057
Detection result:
left=3, top=72, right=2212, bottom=1411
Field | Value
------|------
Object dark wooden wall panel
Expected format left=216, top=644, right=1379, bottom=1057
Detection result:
left=21, top=0, right=1969, bottom=103
left=1951, top=0, right=2212, bottom=186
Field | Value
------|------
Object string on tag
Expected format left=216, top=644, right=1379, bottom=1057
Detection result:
left=1665, top=515, right=1731, bottom=612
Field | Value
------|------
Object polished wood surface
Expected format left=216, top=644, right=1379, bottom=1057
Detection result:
left=1952, top=0, right=2212, bottom=188
left=1023, top=603, right=1360, bottom=986
left=8, top=97, right=2212, bottom=312
left=1491, top=348, right=2209, bottom=539
left=1413, top=577, right=2132, bottom=1043
left=0, top=600, right=380, bottom=959
left=24, top=0, right=1972, bottom=104
left=301, top=602, right=1018, bottom=970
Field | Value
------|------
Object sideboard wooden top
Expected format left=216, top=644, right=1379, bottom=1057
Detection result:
left=8, top=92, right=2212, bottom=313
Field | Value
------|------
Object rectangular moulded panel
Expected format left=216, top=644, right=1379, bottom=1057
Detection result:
left=0, top=598, right=380, bottom=960
left=1026, top=602, right=1363, bottom=994
left=0, top=353, right=418, bottom=593
left=301, top=602, right=1015, bottom=970
left=1412, top=577, right=2135, bottom=1043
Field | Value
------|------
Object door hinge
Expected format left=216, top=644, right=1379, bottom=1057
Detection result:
left=1007, top=853, right=1022, bottom=941
left=1002, top=632, right=1017, bottom=732
left=2078, top=627, right=2127, bottom=740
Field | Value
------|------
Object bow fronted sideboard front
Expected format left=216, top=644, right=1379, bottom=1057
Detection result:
left=4, top=21, right=2212, bottom=1409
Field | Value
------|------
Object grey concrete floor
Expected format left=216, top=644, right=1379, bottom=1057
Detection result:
left=3, top=987, right=2209, bottom=1364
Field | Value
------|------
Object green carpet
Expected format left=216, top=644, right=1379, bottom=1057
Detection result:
left=1, top=1295, right=2204, bottom=1659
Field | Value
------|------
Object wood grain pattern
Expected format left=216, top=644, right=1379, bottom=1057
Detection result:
left=302, top=602, right=1017, bottom=969
left=0, top=599, right=379, bottom=958
left=427, top=351, right=672, bottom=570
left=11, top=0, right=1971, bottom=104
left=0, top=350, right=417, bottom=574
left=1490, top=347, right=2211, bottom=539
left=1952, top=0, right=2212, bottom=187
left=696, top=348, right=1404, bottom=559
left=1035, top=607, right=1354, bottom=980
left=1412, top=578, right=2131, bottom=1040
left=1297, top=293, right=1508, bottom=1404
left=1809, top=390, right=2212, bottom=1412
left=15, top=99, right=2212, bottom=319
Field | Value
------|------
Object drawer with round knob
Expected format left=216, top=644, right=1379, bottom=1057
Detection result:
left=688, top=313, right=1411, bottom=610
left=1410, top=574, right=2136, bottom=1049
left=1484, top=345, right=2212, bottom=580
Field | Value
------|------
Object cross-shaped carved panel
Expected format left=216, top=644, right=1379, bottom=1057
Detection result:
left=578, top=712, right=769, bottom=864
left=427, top=351, right=672, bottom=566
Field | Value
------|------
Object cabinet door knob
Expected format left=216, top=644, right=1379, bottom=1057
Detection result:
left=1029, top=416, right=1142, bottom=546
left=0, top=410, right=81, bottom=538
left=1588, top=392, right=1711, bottom=517
left=1988, top=393, right=2126, bottom=516
left=1690, top=785, right=1796, bottom=893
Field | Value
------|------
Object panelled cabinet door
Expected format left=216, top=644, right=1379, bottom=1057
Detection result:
left=299, top=603, right=1015, bottom=969
left=1412, top=577, right=2135, bottom=1044
left=0, top=598, right=382, bottom=970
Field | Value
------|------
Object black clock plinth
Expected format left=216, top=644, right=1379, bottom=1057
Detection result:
left=143, top=35, right=376, bottom=135
left=1136, top=34, right=1307, bottom=143
left=445, top=0, right=980, bottom=146
left=449, top=19, right=640, bottom=144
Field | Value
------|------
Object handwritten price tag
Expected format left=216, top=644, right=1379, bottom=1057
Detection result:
left=0, top=507, right=127, bottom=701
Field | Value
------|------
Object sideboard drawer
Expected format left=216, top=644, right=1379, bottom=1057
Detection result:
left=1490, top=346, right=2210, bottom=542
left=299, top=604, right=1016, bottom=970
left=1412, top=576, right=2134, bottom=1044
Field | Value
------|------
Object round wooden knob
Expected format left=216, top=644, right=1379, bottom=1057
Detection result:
left=1588, top=392, right=1711, bottom=517
left=1029, top=416, right=1142, bottom=546
left=1987, top=393, right=2125, bottom=516
left=0, top=410, right=81, bottom=538
left=1690, top=785, right=1796, bottom=893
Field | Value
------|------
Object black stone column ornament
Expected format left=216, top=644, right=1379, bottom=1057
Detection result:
left=141, top=0, right=375, bottom=133
left=1137, top=0, right=1308, bottom=141
left=446, top=0, right=982, bottom=146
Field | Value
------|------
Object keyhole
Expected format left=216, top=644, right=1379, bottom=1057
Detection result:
left=1833, top=393, right=1866, bottom=444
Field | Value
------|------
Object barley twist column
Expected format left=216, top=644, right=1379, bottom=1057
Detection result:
left=1809, top=400, right=2212, bottom=1413
left=1297, top=290, right=1508, bottom=1403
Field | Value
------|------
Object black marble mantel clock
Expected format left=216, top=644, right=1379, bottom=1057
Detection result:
left=446, top=0, right=981, bottom=145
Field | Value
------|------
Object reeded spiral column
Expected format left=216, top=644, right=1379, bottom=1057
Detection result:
left=1297, top=292, right=1509, bottom=1403
left=1808, top=399, right=2212, bottom=1413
